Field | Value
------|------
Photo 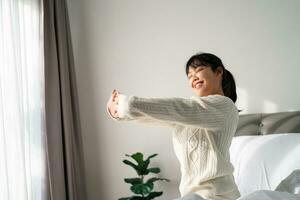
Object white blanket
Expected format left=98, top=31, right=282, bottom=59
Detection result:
left=177, top=191, right=300, bottom=200
left=237, top=190, right=300, bottom=200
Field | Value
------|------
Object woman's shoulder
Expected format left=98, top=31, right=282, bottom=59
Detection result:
left=190, top=94, right=239, bottom=113
left=190, top=94, right=232, bottom=103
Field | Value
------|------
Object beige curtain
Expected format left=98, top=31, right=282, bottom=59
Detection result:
left=43, top=0, right=87, bottom=199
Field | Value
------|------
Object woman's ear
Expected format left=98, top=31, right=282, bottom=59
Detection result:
left=216, top=66, right=224, bottom=77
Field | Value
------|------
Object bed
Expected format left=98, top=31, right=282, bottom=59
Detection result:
left=230, top=110, right=300, bottom=200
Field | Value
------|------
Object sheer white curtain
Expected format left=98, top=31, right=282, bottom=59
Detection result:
left=0, top=0, right=46, bottom=200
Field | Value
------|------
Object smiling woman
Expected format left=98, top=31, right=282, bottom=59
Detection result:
left=185, top=53, right=238, bottom=103
left=106, top=52, right=241, bottom=200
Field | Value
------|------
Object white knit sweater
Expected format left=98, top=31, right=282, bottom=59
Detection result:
left=107, top=94, right=240, bottom=199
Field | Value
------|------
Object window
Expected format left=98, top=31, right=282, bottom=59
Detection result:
left=0, top=0, right=46, bottom=199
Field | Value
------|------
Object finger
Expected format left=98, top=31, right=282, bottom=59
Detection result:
left=111, top=89, right=116, bottom=97
left=111, top=89, right=120, bottom=104
left=112, top=93, right=117, bottom=102
left=114, top=93, right=119, bottom=103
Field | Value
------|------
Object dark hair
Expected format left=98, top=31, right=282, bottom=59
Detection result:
left=186, top=52, right=242, bottom=112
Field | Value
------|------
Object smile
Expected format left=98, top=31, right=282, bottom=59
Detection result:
left=193, top=80, right=204, bottom=88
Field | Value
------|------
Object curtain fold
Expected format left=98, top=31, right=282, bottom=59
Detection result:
left=43, top=0, right=87, bottom=199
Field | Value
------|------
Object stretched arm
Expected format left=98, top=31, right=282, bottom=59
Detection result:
left=106, top=91, right=175, bottom=128
left=107, top=91, right=237, bottom=129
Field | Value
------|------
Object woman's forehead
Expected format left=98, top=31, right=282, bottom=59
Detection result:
left=188, top=65, right=208, bottom=72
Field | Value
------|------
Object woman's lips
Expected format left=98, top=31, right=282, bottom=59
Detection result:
left=195, top=83, right=203, bottom=89
left=194, top=81, right=204, bottom=88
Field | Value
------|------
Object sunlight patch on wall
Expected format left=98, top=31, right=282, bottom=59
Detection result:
left=263, top=99, right=278, bottom=113
left=236, top=87, right=248, bottom=113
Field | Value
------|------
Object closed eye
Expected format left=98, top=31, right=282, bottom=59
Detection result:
left=188, top=68, right=203, bottom=79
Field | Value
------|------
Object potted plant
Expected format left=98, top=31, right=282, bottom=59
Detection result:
left=119, top=152, right=170, bottom=200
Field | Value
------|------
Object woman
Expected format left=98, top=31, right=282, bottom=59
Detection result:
left=106, top=52, right=241, bottom=200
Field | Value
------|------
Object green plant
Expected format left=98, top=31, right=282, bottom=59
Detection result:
left=119, top=152, right=170, bottom=200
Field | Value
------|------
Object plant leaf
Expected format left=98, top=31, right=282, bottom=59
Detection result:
left=124, top=178, right=142, bottom=185
left=118, top=196, right=144, bottom=200
left=145, top=191, right=163, bottom=200
left=141, top=154, right=158, bottom=174
left=125, top=153, right=145, bottom=175
left=130, top=182, right=154, bottom=195
left=123, top=160, right=140, bottom=174
left=147, top=167, right=160, bottom=174
left=146, top=153, right=158, bottom=161
left=127, top=152, right=144, bottom=166
left=132, top=152, right=144, bottom=164
left=146, top=177, right=170, bottom=184
left=140, top=159, right=150, bottom=175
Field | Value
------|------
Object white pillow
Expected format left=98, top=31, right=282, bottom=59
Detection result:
left=229, top=133, right=300, bottom=196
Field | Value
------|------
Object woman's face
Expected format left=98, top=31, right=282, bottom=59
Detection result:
left=187, top=65, right=224, bottom=97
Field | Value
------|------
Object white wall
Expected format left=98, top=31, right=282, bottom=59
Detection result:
left=67, top=0, right=300, bottom=199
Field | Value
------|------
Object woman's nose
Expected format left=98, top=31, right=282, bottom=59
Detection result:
left=192, top=75, right=199, bottom=81
left=190, top=76, right=198, bottom=86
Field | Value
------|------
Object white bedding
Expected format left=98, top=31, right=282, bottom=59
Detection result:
left=237, top=190, right=300, bottom=200
left=230, top=133, right=300, bottom=195
left=178, top=190, right=300, bottom=200
left=229, top=133, right=300, bottom=200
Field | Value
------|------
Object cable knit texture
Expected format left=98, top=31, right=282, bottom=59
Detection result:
left=107, top=94, right=240, bottom=200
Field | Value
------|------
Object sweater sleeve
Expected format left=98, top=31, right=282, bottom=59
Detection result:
left=106, top=95, right=176, bottom=128
left=107, top=94, right=236, bottom=129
